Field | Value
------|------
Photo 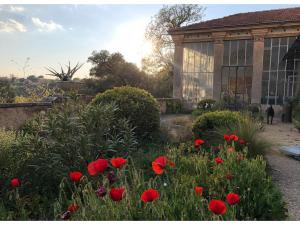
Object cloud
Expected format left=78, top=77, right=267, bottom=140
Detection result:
left=31, top=17, right=64, bottom=32
left=10, top=6, right=25, bottom=12
left=0, top=19, right=27, bottom=33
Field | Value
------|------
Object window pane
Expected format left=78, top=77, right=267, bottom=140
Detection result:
left=238, top=40, right=246, bottom=65
left=246, top=40, right=253, bottom=65
left=271, top=46, right=279, bottom=70
left=230, top=41, right=238, bottom=65
left=263, top=49, right=271, bottom=71
left=223, top=41, right=230, bottom=66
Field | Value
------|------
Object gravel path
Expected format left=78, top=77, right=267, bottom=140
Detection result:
left=260, top=119, right=300, bottom=220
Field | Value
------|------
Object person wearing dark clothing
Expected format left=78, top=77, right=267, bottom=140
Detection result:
left=266, top=105, right=275, bottom=125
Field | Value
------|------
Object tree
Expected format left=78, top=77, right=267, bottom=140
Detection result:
left=87, top=50, right=149, bottom=89
left=144, top=4, right=205, bottom=73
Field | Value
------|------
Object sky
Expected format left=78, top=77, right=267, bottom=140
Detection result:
left=0, top=4, right=300, bottom=78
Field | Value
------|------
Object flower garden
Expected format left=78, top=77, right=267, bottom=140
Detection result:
left=0, top=86, right=287, bottom=220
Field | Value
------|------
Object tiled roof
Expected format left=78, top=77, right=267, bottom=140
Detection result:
left=171, top=7, right=300, bottom=32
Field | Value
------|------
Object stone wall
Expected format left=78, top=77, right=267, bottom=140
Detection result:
left=0, top=102, right=52, bottom=130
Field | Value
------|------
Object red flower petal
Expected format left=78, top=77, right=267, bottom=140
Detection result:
left=154, top=156, right=167, bottom=167
left=69, top=171, right=82, bottom=182
left=208, top=199, right=227, bottom=215
left=110, top=187, right=125, bottom=201
left=194, top=139, right=205, bottom=148
left=141, top=189, right=159, bottom=202
left=214, top=157, right=224, bottom=164
left=230, top=134, right=239, bottom=141
left=226, top=192, right=240, bottom=205
left=194, top=186, right=203, bottom=196
left=152, top=162, right=164, bottom=175
left=88, top=159, right=108, bottom=176
left=11, top=178, right=20, bottom=187
left=110, top=157, right=127, bottom=169
left=67, top=203, right=79, bottom=213
left=224, top=134, right=230, bottom=141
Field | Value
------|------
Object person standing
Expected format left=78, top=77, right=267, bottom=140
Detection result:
left=266, top=105, right=275, bottom=125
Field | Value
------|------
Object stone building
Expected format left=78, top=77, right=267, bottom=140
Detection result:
left=169, top=7, right=300, bottom=110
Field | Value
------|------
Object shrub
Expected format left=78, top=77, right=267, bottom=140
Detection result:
left=197, top=99, right=216, bottom=110
left=0, top=129, right=16, bottom=178
left=165, top=98, right=183, bottom=114
left=91, top=86, right=160, bottom=139
left=192, top=110, right=243, bottom=141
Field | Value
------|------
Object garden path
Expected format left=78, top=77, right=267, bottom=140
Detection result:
left=260, top=119, right=300, bottom=221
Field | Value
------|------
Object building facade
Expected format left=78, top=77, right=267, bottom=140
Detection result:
left=169, top=7, right=300, bottom=108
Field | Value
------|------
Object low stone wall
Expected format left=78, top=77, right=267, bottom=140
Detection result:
left=0, top=102, right=52, bottom=130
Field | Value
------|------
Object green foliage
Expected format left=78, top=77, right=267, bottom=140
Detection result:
left=91, top=86, right=160, bottom=139
left=197, top=99, right=216, bottom=110
left=0, top=129, right=16, bottom=178
left=0, top=78, right=16, bottom=103
left=192, top=110, right=243, bottom=140
left=53, top=145, right=286, bottom=220
left=165, top=98, right=182, bottom=114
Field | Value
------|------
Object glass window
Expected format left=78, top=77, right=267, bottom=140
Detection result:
left=182, top=42, right=214, bottom=103
left=223, top=40, right=253, bottom=66
left=262, top=36, right=297, bottom=105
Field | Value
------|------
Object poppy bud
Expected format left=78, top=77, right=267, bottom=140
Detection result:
left=61, top=211, right=71, bottom=220
left=96, top=186, right=107, bottom=198
left=107, top=171, right=117, bottom=185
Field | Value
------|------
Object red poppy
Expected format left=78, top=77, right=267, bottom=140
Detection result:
left=194, top=139, right=205, bottom=148
left=208, top=199, right=227, bottom=215
left=194, top=186, right=203, bottom=196
left=230, top=134, right=238, bottom=141
left=110, top=187, right=125, bottom=201
left=168, top=161, right=176, bottom=168
left=225, top=172, right=234, bottom=180
left=226, top=192, right=240, bottom=205
left=141, top=189, right=159, bottom=202
left=11, top=178, right=20, bottom=187
left=69, top=171, right=82, bottom=182
left=152, top=156, right=167, bottom=175
left=88, top=159, right=108, bottom=176
left=239, top=139, right=247, bottom=145
left=224, top=134, right=230, bottom=141
left=214, top=157, right=224, bottom=164
left=227, top=147, right=235, bottom=153
left=67, top=203, right=79, bottom=213
left=110, top=157, right=127, bottom=169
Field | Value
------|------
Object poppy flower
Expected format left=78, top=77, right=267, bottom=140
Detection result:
left=96, top=186, right=107, bottom=198
left=239, top=139, right=247, bottom=145
left=194, top=186, right=203, bottom=196
left=168, top=161, right=176, bottom=168
left=224, top=134, right=230, bottom=141
left=110, top=187, right=125, bottom=201
left=230, top=134, right=238, bottom=141
left=141, top=189, right=159, bottom=202
left=208, top=199, right=227, bottom=215
left=67, top=203, right=79, bottom=213
left=227, top=147, right=235, bottom=153
left=87, top=159, right=108, bottom=176
left=11, top=178, right=20, bottom=187
left=225, top=172, right=234, bottom=180
left=107, top=171, right=117, bottom=185
left=69, top=171, right=82, bottom=182
left=214, top=157, right=224, bottom=164
left=61, top=211, right=71, bottom=220
left=152, top=156, right=167, bottom=175
left=226, top=192, right=240, bottom=205
left=110, top=157, right=127, bottom=169
left=194, top=139, right=205, bottom=148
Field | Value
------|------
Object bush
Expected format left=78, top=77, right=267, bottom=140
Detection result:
left=192, top=110, right=243, bottom=140
left=91, top=86, right=160, bottom=139
left=0, top=129, right=16, bottom=178
left=165, top=98, right=183, bottom=114
left=197, top=99, right=216, bottom=110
